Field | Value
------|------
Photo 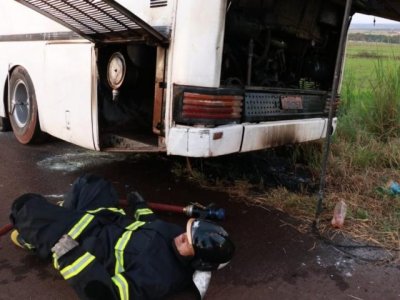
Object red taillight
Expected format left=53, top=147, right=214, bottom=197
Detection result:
left=182, top=92, right=243, bottom=120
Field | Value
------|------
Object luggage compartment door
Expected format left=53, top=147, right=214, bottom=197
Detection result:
left=14, top=0, right=168, bottom=45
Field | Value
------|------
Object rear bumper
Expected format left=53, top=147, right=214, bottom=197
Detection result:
left=167, top=117, right=336, bottom=157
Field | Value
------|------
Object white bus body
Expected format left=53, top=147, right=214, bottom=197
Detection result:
left=0, top=0, right=397, bottom=157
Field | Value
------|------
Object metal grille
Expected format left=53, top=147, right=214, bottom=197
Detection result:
left=150, top=0, right=168, bottom=8
left=245, top=93, right=281, bottom=117
left=15, top=0, right=168, bottom=44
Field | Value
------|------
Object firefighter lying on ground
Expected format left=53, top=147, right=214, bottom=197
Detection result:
left=9, top=174, right=235, bottom=300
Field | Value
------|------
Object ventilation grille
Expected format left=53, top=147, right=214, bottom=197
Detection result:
left=15, top=0, right=168, bottom=44
left=150, top=0, right=168, bottom=8
left=245, top=93, right=281, bottom=117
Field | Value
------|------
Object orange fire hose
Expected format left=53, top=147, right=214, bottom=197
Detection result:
left=119, top=199, right=186, bottom=214
left=0, top=223, right=13, bottom=236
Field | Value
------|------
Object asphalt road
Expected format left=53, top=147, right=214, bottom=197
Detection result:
left=0, top=132, right=399, bottom=300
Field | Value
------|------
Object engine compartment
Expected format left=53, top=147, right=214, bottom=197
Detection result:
left=221, top=0, right=344, bottom=90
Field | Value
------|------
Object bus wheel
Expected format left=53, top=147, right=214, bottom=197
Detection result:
left=9, top=66, right=43, bottom=144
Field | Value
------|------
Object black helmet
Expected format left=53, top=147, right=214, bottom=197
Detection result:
left=187, top=218, right=235, bottom=271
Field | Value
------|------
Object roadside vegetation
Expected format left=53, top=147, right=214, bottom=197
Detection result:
left=348, top=32, right=400, bottom=45
left=174, top=41, right=400, bottom=253
left=323, top=41, right=400, bottom=251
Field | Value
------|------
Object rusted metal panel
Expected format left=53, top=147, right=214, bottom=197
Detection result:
left=281, top=96, right=303, bottom=110
left=152, top=47, right=166, bottom=135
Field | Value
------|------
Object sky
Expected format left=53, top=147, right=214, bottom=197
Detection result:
left=352, top=13, right=399, bottom=24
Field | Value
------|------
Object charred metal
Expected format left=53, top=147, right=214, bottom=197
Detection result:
left=172, top=0, right=344, bottom=127
left=222, top=0, right=343, bottom=90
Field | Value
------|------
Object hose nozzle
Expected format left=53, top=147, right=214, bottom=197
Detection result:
left=184, top=204, right=225, bottom=221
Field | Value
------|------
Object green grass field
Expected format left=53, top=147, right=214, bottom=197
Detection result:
left=343, top=41, right=400, bottom=90
left=340, top=41, right=400, bottom=140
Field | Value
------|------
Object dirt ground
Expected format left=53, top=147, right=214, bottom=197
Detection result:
left=0, top=132, right=399, bottom=300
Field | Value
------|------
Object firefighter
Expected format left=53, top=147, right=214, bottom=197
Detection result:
left=9, top=174, right=235, bottom=300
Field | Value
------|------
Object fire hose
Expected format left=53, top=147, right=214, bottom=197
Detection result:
left=131, top=201, right=225, bottom=220
left=0, top=201, right=225, bottom=237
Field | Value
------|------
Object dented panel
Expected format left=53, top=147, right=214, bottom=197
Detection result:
left=240, top=118, right=337, bottom=152
left=167, top=118, right=337, bottom=157
left=167, top=125, right=243, bottom=157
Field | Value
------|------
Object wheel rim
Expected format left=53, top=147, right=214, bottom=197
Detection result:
left=12, top=79, right=30, bottom=128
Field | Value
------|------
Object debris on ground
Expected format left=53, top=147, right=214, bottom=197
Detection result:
left=331, top=200, right=347, bottom=229
left=387, top=181, right=400, bottom=195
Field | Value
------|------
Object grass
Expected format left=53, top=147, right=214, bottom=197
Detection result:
left=322, top=44, right=400, bottom=249
left=343, top=42, right=400, bottom=90
left=345, top=41, right=400, bottom=58
left=174, top=40, right=400, bottom=253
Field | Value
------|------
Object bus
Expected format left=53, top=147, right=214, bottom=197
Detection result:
left=0, top=0, right=397, bottom=157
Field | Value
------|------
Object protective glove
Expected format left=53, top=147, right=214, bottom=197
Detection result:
left=193, top=271, right=212, bottom=300
left=127, top=191, right=146, bottom=207
left=51, top=234, right=79, bottom=258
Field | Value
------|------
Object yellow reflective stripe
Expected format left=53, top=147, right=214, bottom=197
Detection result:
left=68, top=208, right=126, bottom=240
left=112, top=274, right=129, bottom=300
left=60, top=252, right=95, bottom=280
left=87, top=207, right=126, bottom=215
left=67, top=214, right=95, bottom=240
left=23, top=241, right=35, bottom=250
left=134, top=208, right=153, bottom=220
left=108, top=207, right=126, bottom=215
left=52, top=253, right=60, bottom=270
left=125, top=220, right=145, bottom=231
left=114, top=231, right=133, bottom=274
left=87, top=207, right=106, bottom=214
left=114, top=221, right=145, bottom=274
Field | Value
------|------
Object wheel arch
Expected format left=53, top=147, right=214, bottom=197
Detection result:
left=2, top=76, right=8, bottom=119
left=0, top=66, right=20, bottom=131
left=1, top=66, right=18, bottom=119
left=4, top=65, right=25, bottom=118
left=0, top=75, right=11, bottom=131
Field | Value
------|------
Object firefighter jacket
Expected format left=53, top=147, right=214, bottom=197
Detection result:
left=10, top=176, right=195, bottom=300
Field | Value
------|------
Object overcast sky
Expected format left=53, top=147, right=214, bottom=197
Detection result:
left=352, top=13, right=399, bottom=24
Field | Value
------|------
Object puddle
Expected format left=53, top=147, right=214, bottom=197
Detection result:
left=37, top=151, right=126, bottom=172
left=316, top=252, right=356, bottom=278
left=334, top=257, right=355, bottom=277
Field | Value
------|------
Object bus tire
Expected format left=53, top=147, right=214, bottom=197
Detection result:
left=9, top=66, right=43, bottom=144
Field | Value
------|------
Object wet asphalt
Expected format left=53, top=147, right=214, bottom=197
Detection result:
left=0, top=132, right=399, bottom=300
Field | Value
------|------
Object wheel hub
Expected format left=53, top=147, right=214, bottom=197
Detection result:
left=12, top=79, right=30, bottom=127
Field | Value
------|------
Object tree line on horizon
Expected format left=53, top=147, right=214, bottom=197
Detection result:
left=348, top=32, right=400, bottom=44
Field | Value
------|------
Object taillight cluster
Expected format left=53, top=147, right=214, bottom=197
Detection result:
left=181, top=92, right=243, bottom=123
